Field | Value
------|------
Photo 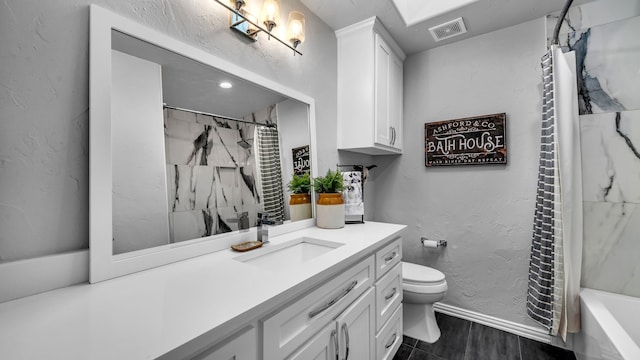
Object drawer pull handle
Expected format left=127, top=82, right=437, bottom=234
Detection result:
left=385, top=332, right=398, bottom=349
left=384, top=252, right=396, bottom=262
left=308, top=280, right=358, bottom=318
left=342, top=323, right=350, bottom=360
left=389, top=126, right=393, bottom=145
left=384, top=287, right=397, bottom=300
left=331, top=329, right=339, bottom=360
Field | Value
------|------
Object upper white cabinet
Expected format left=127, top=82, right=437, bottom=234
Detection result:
left=337, top=17, right=406, bottom=155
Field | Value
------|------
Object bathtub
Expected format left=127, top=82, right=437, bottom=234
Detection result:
left=574, top=288, right=640, bottom=360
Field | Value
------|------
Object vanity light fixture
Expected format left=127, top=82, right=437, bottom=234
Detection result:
left=286, top=11, right=305, bottom=50
left=213, top=0, right=303, bottom=56
left=260, top=0, right=280, bottom=36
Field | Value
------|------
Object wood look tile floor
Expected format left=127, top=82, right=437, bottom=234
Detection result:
left=394, top=313, right=577, bottom=360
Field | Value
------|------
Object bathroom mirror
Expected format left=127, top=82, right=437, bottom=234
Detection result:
left=89, top=5, right=318, bottom=283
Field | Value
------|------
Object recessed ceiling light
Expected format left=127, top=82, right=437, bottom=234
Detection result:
left=219, top=81, right=233, bottom=89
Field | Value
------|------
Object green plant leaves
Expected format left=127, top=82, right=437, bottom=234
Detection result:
left=287, top=172, right=311, bottom=194
left=313, top=168, right=345, bottom=193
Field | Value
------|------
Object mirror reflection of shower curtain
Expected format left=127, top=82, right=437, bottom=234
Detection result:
left=256, top=126, right=285, bottom=222
left=527, top=45, right=583, bottom=342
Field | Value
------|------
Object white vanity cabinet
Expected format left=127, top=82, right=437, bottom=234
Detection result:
left=191, top=327, right=256, bottom=360
left=262, top=256, right=375, bottom=360
left=336, top=17, right=406, bottom=155
left=264, top=237, right=403, bottom=360
left=289, top=289, right=376, bottom=360
left=374, top=239, right=403, bottom=359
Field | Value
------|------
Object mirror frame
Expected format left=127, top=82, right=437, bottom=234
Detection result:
left=89, top=5, right=318, bottom=283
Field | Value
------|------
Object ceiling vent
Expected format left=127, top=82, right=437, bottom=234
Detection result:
left=429, top=17, right=467, bottom=42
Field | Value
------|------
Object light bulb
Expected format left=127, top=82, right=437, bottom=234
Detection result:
left=260, top=0, right=280, bottom=32
left=286, top=11, right=305, bottom=48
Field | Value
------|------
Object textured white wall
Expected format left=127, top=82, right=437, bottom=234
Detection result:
left=0, top=0, right=342, bottom=261
left=371, top=18, right=546, bottom=327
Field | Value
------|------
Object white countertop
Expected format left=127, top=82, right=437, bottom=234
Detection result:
left=0, top=221, right=405, bottom=360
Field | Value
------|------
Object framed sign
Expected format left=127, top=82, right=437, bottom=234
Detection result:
left=292, top=145, right=310, bottom=175
left=425, top=113, right=507, bottom=167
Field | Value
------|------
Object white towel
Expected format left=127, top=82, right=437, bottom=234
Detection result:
left=342, top=171, right=364, bottom=216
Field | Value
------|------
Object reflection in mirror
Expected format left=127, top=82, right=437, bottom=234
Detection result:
left=89, top=5, right=318, bottom=282
left=110, top=31, right=311, bottom=255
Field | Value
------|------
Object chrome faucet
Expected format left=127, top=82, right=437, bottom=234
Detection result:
left=227, top=211, right=250, bottom=231
left=257, top=212, right=272, bottom=244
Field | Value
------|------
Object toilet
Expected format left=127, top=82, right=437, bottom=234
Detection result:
left=402, top=261, right=448, bottom=343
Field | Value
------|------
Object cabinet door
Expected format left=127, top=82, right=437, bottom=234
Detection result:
left=374, top=33, right=392, bottom=148
left=389, top=52, right=403, bottom=151
left=336, top=288, right=375, bottom=360
left=287, top=323, right=338, bottom=360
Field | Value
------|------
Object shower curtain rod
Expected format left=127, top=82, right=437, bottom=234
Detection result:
left=163, top=104, right=277, bottom=128
left=551, top=0, right=574, bottom=46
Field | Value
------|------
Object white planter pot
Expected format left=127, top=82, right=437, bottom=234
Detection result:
left=290, top=203, right=312, bottom=222
left=316, top=204, right=345, bottom=229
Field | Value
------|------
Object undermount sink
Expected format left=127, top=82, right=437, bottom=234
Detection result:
left=234, top=237, right=344, bottom=271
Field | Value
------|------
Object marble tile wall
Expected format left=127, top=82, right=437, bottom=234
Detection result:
left=164, top=107, right=274, bottom=243
left=548, top=1, right=640, bottom=297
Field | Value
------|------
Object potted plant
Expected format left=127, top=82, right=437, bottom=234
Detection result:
left=313, top=168, right=345, bottom=229
left=286, top=172, right=312, bottom=222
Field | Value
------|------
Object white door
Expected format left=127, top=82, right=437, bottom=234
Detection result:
left=374, top=34, right=392, bottom=148
left=389, top=53, right=403, bottom=151
left=336, top=288, right=375, bottom=360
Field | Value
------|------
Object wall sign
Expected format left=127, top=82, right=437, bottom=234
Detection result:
left=292, top=145, right=310, bottom=175
left=425, top=113, right=507, bottom=167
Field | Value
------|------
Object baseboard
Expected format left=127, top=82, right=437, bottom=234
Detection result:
left=0, top=250, right=89, bottom=303
left=433, top=302, right=554, bottom=344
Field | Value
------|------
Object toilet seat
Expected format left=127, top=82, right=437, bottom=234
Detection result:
left=402, top=262, right=447, bottom=294
left=402, top=262, right=445, bottom=284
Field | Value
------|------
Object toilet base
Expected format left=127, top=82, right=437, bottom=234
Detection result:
left=403, top=302, right=441, bottom=343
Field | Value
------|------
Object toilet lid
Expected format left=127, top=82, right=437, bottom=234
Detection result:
left=402, top=262, right=445, bottom=284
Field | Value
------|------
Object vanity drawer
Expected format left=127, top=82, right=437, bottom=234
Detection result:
left=375, top=237, right=402, bottom=279
left=262, top=256, right=374, bottom=360
left=376, top=304, right=403, bottom=360
left=192, top=326, right=256, bottom=360
left=375, top=262, right=402, bottom=332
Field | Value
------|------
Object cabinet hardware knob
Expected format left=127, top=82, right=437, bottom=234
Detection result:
left=385, top=332, right=397, bottom=349
left=308, top=280, right=358, bottom=318
left=342, top=323, right=350, bottom=360
left=385, top=287, right=397, bottom=300
left=331, top=329, right=339, bottom=360
left=384, top=252, right=396, bottom=262
left=389, top=126, right=393, bottom=145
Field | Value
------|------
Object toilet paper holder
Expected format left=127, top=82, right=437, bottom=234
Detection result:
left=420, top=237, right=447, bottom=248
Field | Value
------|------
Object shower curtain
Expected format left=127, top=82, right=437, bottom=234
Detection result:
left=256, top=126, right=285, bottom=222
left=527, top=45, right=583, bottom=341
